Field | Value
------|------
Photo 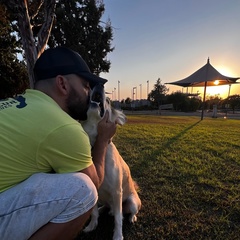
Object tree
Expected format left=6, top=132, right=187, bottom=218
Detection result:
left=48, top=0, right=114, bottom=75
left=125, top=97, right=132, bottom=104
left=166, top=91, right=201, bottom=112
left=167, top=91, right=189, bottom=111
left=223, top=94, right=240, bottom=113
left=148, top=78, right=169, bottom=107
left=188, top=97, right=201, bottom=112
left=2, top=0, right=113, bottom=90
left=3, top=0, right=56, bottom=88
left=205, top=95, right=222, bottom=110
left=0, top=3, right=29, bottom=98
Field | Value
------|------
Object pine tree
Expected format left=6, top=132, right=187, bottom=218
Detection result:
left=148, top=78, right=169, bottom=107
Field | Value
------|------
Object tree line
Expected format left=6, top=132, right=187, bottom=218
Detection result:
left=121, top=78, right=240, bottom=113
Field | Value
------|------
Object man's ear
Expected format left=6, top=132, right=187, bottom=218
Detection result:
left=55, top=75, right=69, bottom=95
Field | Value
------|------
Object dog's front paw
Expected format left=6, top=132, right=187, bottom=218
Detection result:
left=83, top=220, right=98, bottom=233
left=113, top=234, right=123, bottom=240
left=113, top=237, right=123, bottom=240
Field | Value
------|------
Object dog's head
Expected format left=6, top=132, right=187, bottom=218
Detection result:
left=81, top=84, right=126, bottom=145
left=89, top=84, right=106, bottom=119
left=87, top=84, right=126, bottom=125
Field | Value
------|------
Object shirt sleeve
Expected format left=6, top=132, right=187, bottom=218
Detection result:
left=37, top=123, right=93, bottom=173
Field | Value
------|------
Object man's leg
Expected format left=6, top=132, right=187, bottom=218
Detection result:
left=29, top=208, right=92, bottom=240
left=0, top=172, right=98, bottom=240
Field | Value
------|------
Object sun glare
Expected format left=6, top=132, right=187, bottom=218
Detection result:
left=206, top=85, right=230, bottom=98
left=205, top=65, right=238, bottom=98
left=217, top=66, right=237, bottom=77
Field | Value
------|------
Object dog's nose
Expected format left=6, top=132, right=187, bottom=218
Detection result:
left=90, top=84, right=105, bottom=103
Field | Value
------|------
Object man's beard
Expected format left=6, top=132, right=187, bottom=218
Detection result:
left=66, top=87, right=90, bottom=121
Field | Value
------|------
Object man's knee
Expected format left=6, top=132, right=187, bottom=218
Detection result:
left=49, top=172, right=98, bottom=224
left=70, top=172, right=98, bottom=202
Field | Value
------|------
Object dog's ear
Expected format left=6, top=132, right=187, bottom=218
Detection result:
left=112, top=108, right=126, bottom=126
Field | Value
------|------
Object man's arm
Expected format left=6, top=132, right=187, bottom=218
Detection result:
left=81, top=111, right=116, bottom=189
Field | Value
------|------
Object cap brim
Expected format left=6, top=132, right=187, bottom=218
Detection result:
left=77, top=72, right=108, bottom=88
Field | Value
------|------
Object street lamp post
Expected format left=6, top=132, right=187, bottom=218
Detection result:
left=147, top=80, right=149, bottom=98
left=139, top=84, right=142, bottom=100
left=118, top=81, right=120, bottom=101
left=133, top=87, right=136, bottom=100
left=114, top=88, right=116, bottom=101
left=225, top=84, right=232, bottom=118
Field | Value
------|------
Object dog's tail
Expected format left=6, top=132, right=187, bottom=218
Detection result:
left=133, top=180, right=141, bottom=192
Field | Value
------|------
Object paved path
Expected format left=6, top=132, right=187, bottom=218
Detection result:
left=123, top=110, right=240, bottom=120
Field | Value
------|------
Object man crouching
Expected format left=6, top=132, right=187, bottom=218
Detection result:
left=0, top=47, right=116, bottom=240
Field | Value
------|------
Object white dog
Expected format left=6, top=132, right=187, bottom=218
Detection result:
left=81, top=84, right=141, bottom=240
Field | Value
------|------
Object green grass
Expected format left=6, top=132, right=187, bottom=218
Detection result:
left=76, top=115, right=240, bottom=240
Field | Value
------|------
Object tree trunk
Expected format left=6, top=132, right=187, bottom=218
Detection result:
left=36, top=0, right=56, bottom=58
left=6, top=0, right=56, bottom=88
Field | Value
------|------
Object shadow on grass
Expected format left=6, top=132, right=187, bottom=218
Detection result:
left=75, top=208, right=138, bottom=240
left=162, top=119, right=201, bottom=149
left=129, top=119, right=202, bottom=178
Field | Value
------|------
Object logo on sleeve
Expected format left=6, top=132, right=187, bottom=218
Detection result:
left=0, top=96, right=27, bottom=110
left=15, top=96, right=27, bottom=108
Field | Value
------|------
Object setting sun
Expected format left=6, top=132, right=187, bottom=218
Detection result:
left=205, top=66, right=239, bottom=98
left=191, top=65, right=239, bottom=100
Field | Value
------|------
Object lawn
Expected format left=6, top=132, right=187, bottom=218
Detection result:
left=76, top=115, right=240, bottom=240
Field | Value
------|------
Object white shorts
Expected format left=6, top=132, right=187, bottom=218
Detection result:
left=0, top=172, right=98, bottom=240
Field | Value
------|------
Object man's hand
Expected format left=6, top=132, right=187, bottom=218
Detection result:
left=97, top=110, right=117, bottom=144
left=82, top=110, right=117, bottom=189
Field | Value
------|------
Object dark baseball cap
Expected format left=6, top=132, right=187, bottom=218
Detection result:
left=33, top=47, right=107, bottom=88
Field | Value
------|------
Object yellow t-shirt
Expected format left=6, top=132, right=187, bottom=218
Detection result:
left=0, top=89, right=93, bottom=192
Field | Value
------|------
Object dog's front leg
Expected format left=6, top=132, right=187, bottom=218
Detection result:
left=83, top=204, right=99, bottom=232
left=112, top=188, right=123, bottom=240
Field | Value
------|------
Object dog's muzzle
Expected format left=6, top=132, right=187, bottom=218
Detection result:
left=90, top=84, right=106, bottom=117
